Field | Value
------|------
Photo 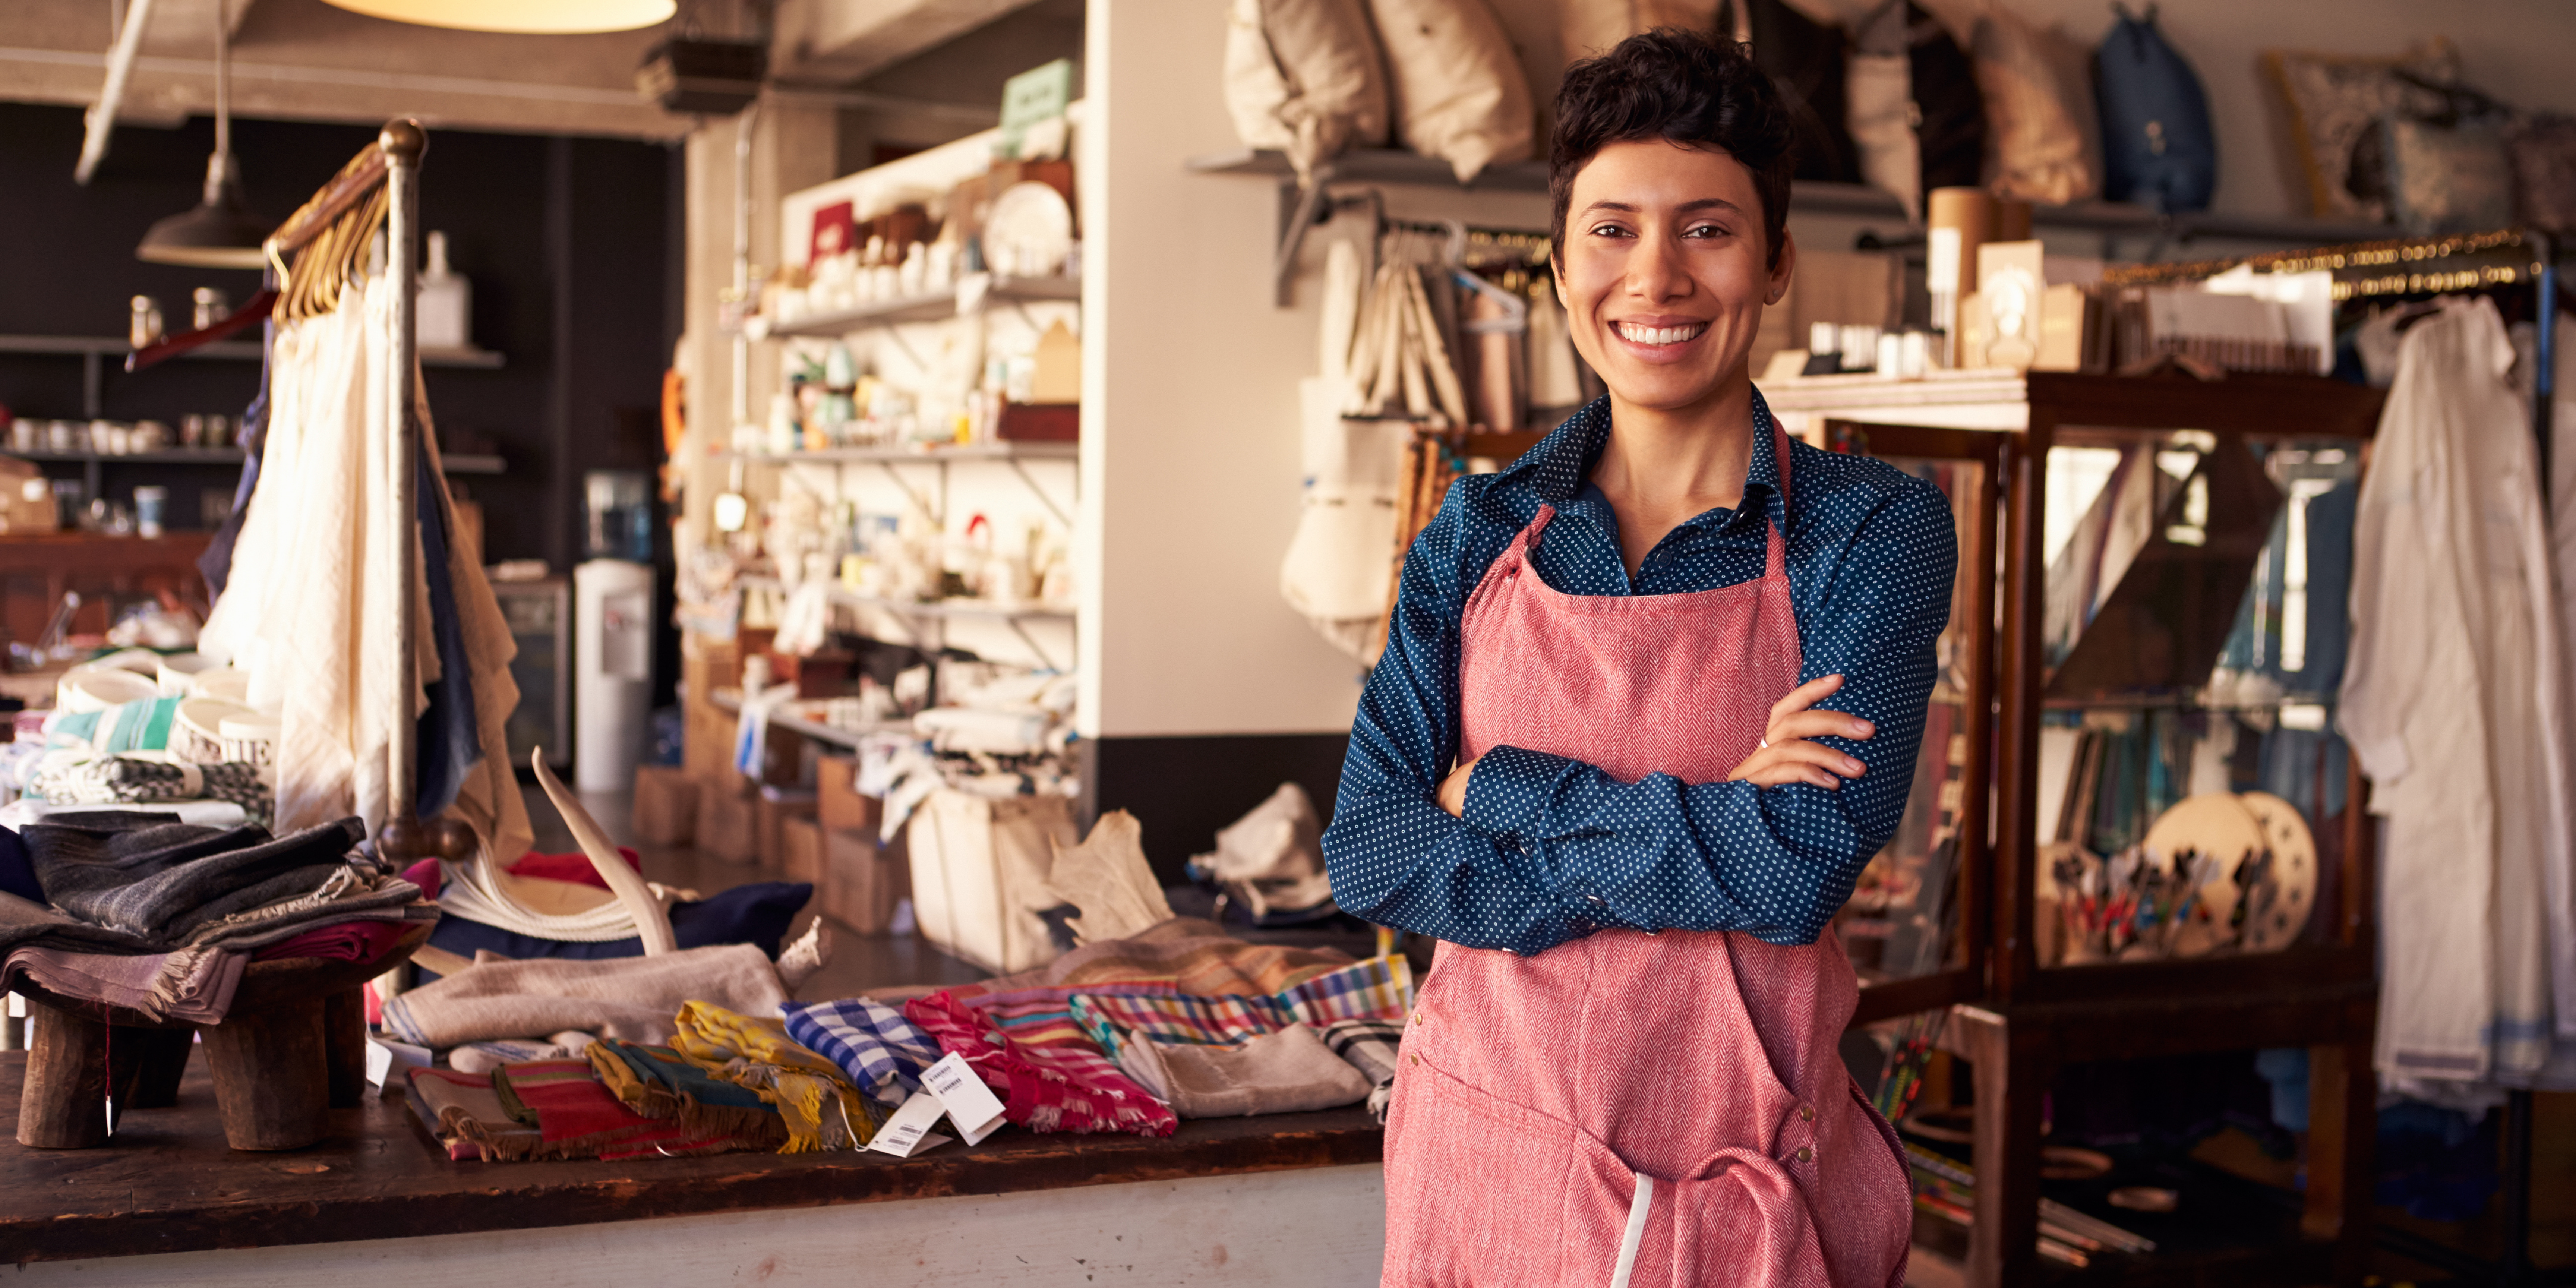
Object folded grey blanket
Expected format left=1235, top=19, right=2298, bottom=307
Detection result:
left=24, top=815, right=366, bottom=939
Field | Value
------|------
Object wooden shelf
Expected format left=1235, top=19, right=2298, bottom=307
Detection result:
left=1187, top=147, right=2409, bottom=244
left=738, top=574, right=1074, bottom=623
left=710, top=442, right=1077, bottom=465
left=0, top=336, right=505, bottom=368
left=0, top=447, right=503, bottom=474
left=758, top=274, right=1082, bottom=338
left=708, top=688, right=907, bottom=749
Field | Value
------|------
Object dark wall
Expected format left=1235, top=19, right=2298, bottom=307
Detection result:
left=0, top=102, right=678, bottom=572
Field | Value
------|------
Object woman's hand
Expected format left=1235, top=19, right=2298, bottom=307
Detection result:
left=1727, top=675, right=1874, bottom=790
left=1436, top=756, right=1481, bottom=818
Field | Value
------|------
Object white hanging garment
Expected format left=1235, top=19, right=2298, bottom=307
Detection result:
left=2538, top=312, right=2576, bottom=1044
left=199, top=274, right=534, bottom=871
left=1527, top=279, right=1584, bottom=411
left=1320, top=237, right=1366, bottom=396
left=1281, top=377, right=1410, bottom=664
left=2342, top=297, right=2571, bottom=1091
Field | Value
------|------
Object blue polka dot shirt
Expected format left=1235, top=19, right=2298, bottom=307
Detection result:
left=1320, top=390, right=1958, bottom=956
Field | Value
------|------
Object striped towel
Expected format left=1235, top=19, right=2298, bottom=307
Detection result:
left=1319, top=1019, right=1404, bottom=1121
left=906, top=989, right=1177, bottom=1137
left=1067, top=956, right=1415, bottom=1061
left=779, top=995, right=943, bottom=1105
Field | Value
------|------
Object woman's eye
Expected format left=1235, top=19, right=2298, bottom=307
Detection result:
left=1588, top=223, right=1633, bottom=239
left=1683, top=223, right=1728, bottom=239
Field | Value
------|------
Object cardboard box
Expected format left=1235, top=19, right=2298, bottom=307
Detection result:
left=824, top=825, right=908, bottom=934
left=0, top=457, right=57, bottom=535
left=630, top=765, right=699, bottom=846
left=681, top=635, right=742, bottom=706
left=757, top=786, right=819, bottom=870
left=695, top=781, right=758, bottom=865
left=684, top=694, right=737, bottom=785
left=780, top=815, right=823, bottom=886
left=818, top=753, right=879, bottom=835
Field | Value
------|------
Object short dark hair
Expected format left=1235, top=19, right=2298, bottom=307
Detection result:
left=1549, top=28, right=1797, bottom=271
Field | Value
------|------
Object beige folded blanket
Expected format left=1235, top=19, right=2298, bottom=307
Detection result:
left=1112, top=1021, right=1373, bottom=1118
left=379, top=943, right=787, bottom=1048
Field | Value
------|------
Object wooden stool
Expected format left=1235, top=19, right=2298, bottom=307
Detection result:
left=13, top=924, right=425, bottom=1152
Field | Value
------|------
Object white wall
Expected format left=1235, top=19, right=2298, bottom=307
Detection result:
left=1074, top=0, right=2576, bottom=743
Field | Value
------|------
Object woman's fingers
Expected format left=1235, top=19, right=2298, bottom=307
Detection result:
left=1727, top=737, right=1866, bottom=789
left=1770, top=708, right=1876, bottom=744
left=1766, top=674, right=1846, bottom=726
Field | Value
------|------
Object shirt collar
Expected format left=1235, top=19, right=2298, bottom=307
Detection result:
left=1501, top=387, right=1790, bottom=532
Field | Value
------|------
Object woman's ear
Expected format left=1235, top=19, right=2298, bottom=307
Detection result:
left=1765, top=229, right=1797, bottom=307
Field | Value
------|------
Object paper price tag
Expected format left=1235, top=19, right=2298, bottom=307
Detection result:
left=921, top=1051, right=1008, bottom=1146
left=865, top=1089, right=955, bottom=1158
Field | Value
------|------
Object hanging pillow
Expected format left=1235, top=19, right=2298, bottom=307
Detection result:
left=1970, top=3, right=2097, bottom=205
left=1364, top=0, right=1535, bottom=183
left=2098, top=3, right=2216, bottom=213
left=2508, top=114, right=2576, bottom=236
left=1724, top=0, right=1860, bottom=184
left=1847, top=0, right=1984, bottom=215
left=1224, top=0, right=1393, bottom=182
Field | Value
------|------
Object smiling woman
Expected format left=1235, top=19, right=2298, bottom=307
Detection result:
left=1321, top=27, right=1957, bottom=1288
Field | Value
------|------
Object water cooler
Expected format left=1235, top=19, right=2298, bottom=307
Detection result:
left=574, top=471, right=654, bottom=792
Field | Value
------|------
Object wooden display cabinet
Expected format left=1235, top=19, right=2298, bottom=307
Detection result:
left=1800, top=372, right=2392, bottom=1287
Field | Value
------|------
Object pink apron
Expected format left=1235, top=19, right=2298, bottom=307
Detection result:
left=1382, top=429, right=1914, bottom=1288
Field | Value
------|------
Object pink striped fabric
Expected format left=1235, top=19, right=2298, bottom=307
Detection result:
left=1382, top=427, right=1914, bottom=1288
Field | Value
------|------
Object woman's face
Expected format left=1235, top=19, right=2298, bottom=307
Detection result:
left=1554, top=139, right=1794, bottom=415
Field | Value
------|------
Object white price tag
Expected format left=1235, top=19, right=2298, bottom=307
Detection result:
left=865, top=1089, right=956, bottom=1158
left=921, top=1051, right=1008, bottom=1145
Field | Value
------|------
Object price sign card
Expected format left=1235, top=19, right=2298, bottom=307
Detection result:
left=920, top=1051, right=1008, bottom=1145
left=865, top=1089, right=955, bottom=1158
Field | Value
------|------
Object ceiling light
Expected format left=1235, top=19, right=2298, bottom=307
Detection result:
left=136, top=0, right=268, bottom=269
left=319, top=0, right=675, bottom=34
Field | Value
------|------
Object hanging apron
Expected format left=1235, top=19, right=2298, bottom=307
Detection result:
left=1382, top=428, right=1915, bottom=1288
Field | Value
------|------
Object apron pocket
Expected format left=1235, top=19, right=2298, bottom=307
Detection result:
left=1383, top=1045, right=1640, bottom=1288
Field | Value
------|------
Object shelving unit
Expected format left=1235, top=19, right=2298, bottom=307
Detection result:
left=707, top=686, right=907, bottom=750
left=0, top=333, right=503, bottom=420
left=737, top=572, right=1072, bottom=669
left=756, top=274, right=1081, bottom=338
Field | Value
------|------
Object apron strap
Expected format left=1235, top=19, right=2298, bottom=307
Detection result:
left=1762, top=423, right=1791, bottom=580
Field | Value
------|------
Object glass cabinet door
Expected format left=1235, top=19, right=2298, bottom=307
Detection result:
left=2031, top=430, right=2362, bottom=968
left=1822, top=420, right=2004, bottom=1017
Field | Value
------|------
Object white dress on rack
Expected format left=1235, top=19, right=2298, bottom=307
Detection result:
left=199, top=274, right=534, bottom=870
left=2342, top=296, right=2573, bottom=1093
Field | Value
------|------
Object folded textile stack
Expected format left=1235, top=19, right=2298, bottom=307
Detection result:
left=781, top=919, right=1414, bottom=1132
left=379, top=941, right=790, bottom=1049
left=0, top=812, right=430, bottom=1023
left=408, top=1063, right=763, bottom=1162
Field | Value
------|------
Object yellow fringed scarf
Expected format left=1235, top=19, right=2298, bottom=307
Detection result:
left=672, top=1000, right=879, bottom=1152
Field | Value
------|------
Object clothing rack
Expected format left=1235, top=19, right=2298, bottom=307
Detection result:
left=260, top=119, right=432, bottom=862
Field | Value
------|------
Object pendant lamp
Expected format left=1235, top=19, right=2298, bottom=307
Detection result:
left=135, top=5, right=268, bottom=269
left=318, top=0, right=674, bottom=34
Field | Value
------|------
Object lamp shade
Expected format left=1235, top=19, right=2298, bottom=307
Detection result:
left=136, top=198, right=271, bottom=269
left=319, top=0, right=674, bottom=33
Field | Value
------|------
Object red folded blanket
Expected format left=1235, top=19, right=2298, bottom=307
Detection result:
left=253, top=919, right=408, bottom=963
left=509, top=847, right=643, bottom=890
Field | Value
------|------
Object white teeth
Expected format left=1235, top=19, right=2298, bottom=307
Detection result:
left=1614, top=322, right=1707, bottom=346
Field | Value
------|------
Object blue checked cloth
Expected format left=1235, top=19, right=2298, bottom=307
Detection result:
left=779, top=996, right=942, bottom=1104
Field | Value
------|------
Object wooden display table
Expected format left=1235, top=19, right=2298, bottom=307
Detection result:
left=0, top=1052, right=1385, bottom=1278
